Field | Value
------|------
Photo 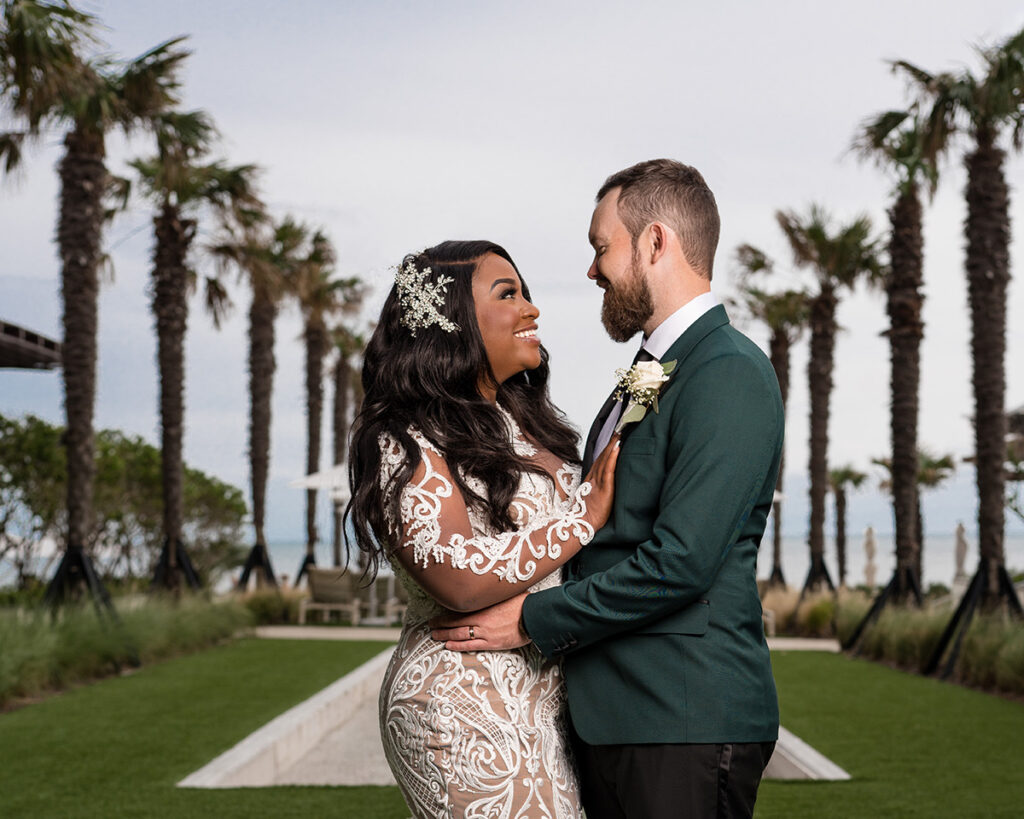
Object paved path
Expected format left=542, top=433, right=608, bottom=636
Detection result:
left=768, top=636, right=840, bottom=652
left=256, top=625, right=841, bottom=653
left=253, top=625, right=841, bottom=787
left=255, top=624, right=402, bottom=642
left=275, top=687, right=396, bottom=786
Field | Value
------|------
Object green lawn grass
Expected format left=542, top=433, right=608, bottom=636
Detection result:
left=3, top=640, right=1022, bottom=818
left=758, top=651, right=1024, bottom=818
left=0, top=638, right=408, bottom=818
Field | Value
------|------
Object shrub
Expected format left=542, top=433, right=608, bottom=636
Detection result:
left=240, top=588, right=304, bottom=625
left=0, top=596, right=252, bottom=708
left=994, top=626, right=1024, bottom=695
left=958, top=615, right=1013, bottom=690
left=801, top=597, right=835, bottom=637
left=851, top=602, right=948, bottom=672
left=834, top=590, right=871, bottom=645
left=760, top=588, right=849, bottom=637
left=841, top=596, right=1024, bottom=696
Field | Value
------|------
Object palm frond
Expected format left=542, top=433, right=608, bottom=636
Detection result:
left=102, top=172, right=131, bottom=221
left=112, top=35, right=190, bottom=129
left=777, top=205, right=881, bottom=293
left=202, top=275, right=233, bottom=329
left=153, top=108, right=217, bottom=160
left=852, top=109, right=910, bottom=159
left=0, top=130, right=26, bottom=174
left=733, top=243, right=774, bottom=280
left=890, top=59, right=936, bottom=91
left=0, top=0, right=100, bottom=128
left=829, top=465, right=868, bottom=491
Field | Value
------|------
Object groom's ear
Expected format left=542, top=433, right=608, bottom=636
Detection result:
left=647, top=222, right=670, bottom=265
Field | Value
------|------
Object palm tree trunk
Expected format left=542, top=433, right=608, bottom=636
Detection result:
left=248, top=288, right=276, bottom=559
left=887, top=185, right=925, bottom=601
left=964, top=134, right=1009, bottom=603
left=332, top=351, right=351, bottom=567
left=58, top=125, right=105, bottom=553
left=768, top=330, right=790, bottom=588
left=304, top=322, right=328, bottom=561
left=834, top=488, right=847, bottom=586
left=152, top=203, right=195, bottom=588
left=805, top=287, right=837, bottom=592
left=44, top=124, right=116, bottom=611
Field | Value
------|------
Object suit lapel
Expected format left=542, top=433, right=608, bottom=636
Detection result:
left=582, top=306, right=730, bottom=469
left=612, top=305, right=731, bottom=442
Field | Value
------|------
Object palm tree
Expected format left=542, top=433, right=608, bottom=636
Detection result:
left=291, top=232, right=364, bottom=584
left=915, top=451, right=957, bottom=582
left=330, top=325, right=366, bottom=568
left=212, top=213, right=308, bottom=589
left=129, top=110, right=259, bottom=592
left=1, top=1, right=188, bottom=606
left=872, top=449, right=956, bottom=581
left=854, top=112, right=945, bottom=604
left=776, top=205, right=883, bottom=594
left=828, top=465, right=867, bottom=588
left=734, top=244, right=809, bottom=589
left=894, top=29, right=1024, bottom=614
left=845, top=448, right=956, bottom=651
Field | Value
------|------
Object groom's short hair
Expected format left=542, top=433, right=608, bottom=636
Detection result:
left=597, top=159, right=720, bottom=280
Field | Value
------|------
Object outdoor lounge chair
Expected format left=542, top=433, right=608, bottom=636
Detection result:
left=298, top=567, right=364, bottom=625
left=380, top=573, right=409, bottom=625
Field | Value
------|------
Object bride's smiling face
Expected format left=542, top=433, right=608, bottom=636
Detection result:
left=472, top=253, right=541, bottom=395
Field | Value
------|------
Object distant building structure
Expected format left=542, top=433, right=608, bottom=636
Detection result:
left=0, top=320, right=61, bottom=370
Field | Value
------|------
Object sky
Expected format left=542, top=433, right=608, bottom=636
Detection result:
left=2, top=1, right=1024, bottom=581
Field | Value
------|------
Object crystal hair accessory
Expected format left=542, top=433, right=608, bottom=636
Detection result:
left=394, top=260, right=459, bottom=336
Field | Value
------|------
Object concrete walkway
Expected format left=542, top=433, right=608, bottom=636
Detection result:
left=178, top=626, right=848, bottom=789
left=255, top=624, right=401, bottom=642
left=768, top=636, right=841, bottom=652
left=255, top=625, right=841, bottom=654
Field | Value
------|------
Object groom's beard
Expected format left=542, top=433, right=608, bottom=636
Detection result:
left=600, top=256, right=654, bottom=342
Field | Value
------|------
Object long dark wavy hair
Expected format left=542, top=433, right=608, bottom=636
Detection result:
left=346, top=240, right=580, bottom=578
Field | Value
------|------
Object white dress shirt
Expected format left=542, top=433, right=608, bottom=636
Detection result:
left=591, top=291, right=719, bottom=460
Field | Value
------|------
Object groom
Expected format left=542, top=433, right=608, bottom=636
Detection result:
left=433, top=159, right=783, bottom=818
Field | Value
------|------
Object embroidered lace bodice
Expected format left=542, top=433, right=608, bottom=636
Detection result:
left=379, top=406, right=591, bottom=621
left=376, top=406, right=587, bottom=818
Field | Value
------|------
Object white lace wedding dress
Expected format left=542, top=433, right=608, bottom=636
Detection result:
left=377, top=411, right=591, bottom=819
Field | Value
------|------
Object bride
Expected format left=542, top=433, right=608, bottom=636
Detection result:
left=347, top=240, right=618, bottom=819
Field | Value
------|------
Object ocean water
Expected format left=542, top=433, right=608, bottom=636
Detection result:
left=760, top=532, right=1024, bottom=589
left=4, top=531, right=1022, bottom=591
left=263, top=530, right=1024, bottom=590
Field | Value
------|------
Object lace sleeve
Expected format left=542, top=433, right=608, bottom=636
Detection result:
left=380, top=431, right=594, bottom=612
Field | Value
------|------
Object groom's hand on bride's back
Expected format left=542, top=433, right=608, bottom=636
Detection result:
left=430, top=592, right=531, bottom=651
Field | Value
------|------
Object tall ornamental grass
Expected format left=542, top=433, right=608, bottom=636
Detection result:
left=240, top=587, right=305, bottom=625
left=835, top=595, right=1024, bottom=695
left=0, top=597, right=252, bottom=708
left=856, top=605, right=948, bottom=670
left=761, top=586, right=1023, bottom=694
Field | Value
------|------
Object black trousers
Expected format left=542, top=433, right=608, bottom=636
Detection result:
left=570, top=730, right=775, bottom=819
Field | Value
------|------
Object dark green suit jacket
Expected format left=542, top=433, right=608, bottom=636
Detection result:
left=522, top=305, right=783, bottom=745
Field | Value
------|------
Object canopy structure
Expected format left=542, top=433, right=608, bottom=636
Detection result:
left=290, top=463, right=351, bottom=502
left=0, top=320, right=61, bottom=370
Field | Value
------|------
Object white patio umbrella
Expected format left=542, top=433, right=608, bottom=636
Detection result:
left=289, top=463, right=351, bottom=503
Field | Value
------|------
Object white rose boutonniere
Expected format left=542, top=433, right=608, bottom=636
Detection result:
left=613, top=359, right=677, bottom=433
